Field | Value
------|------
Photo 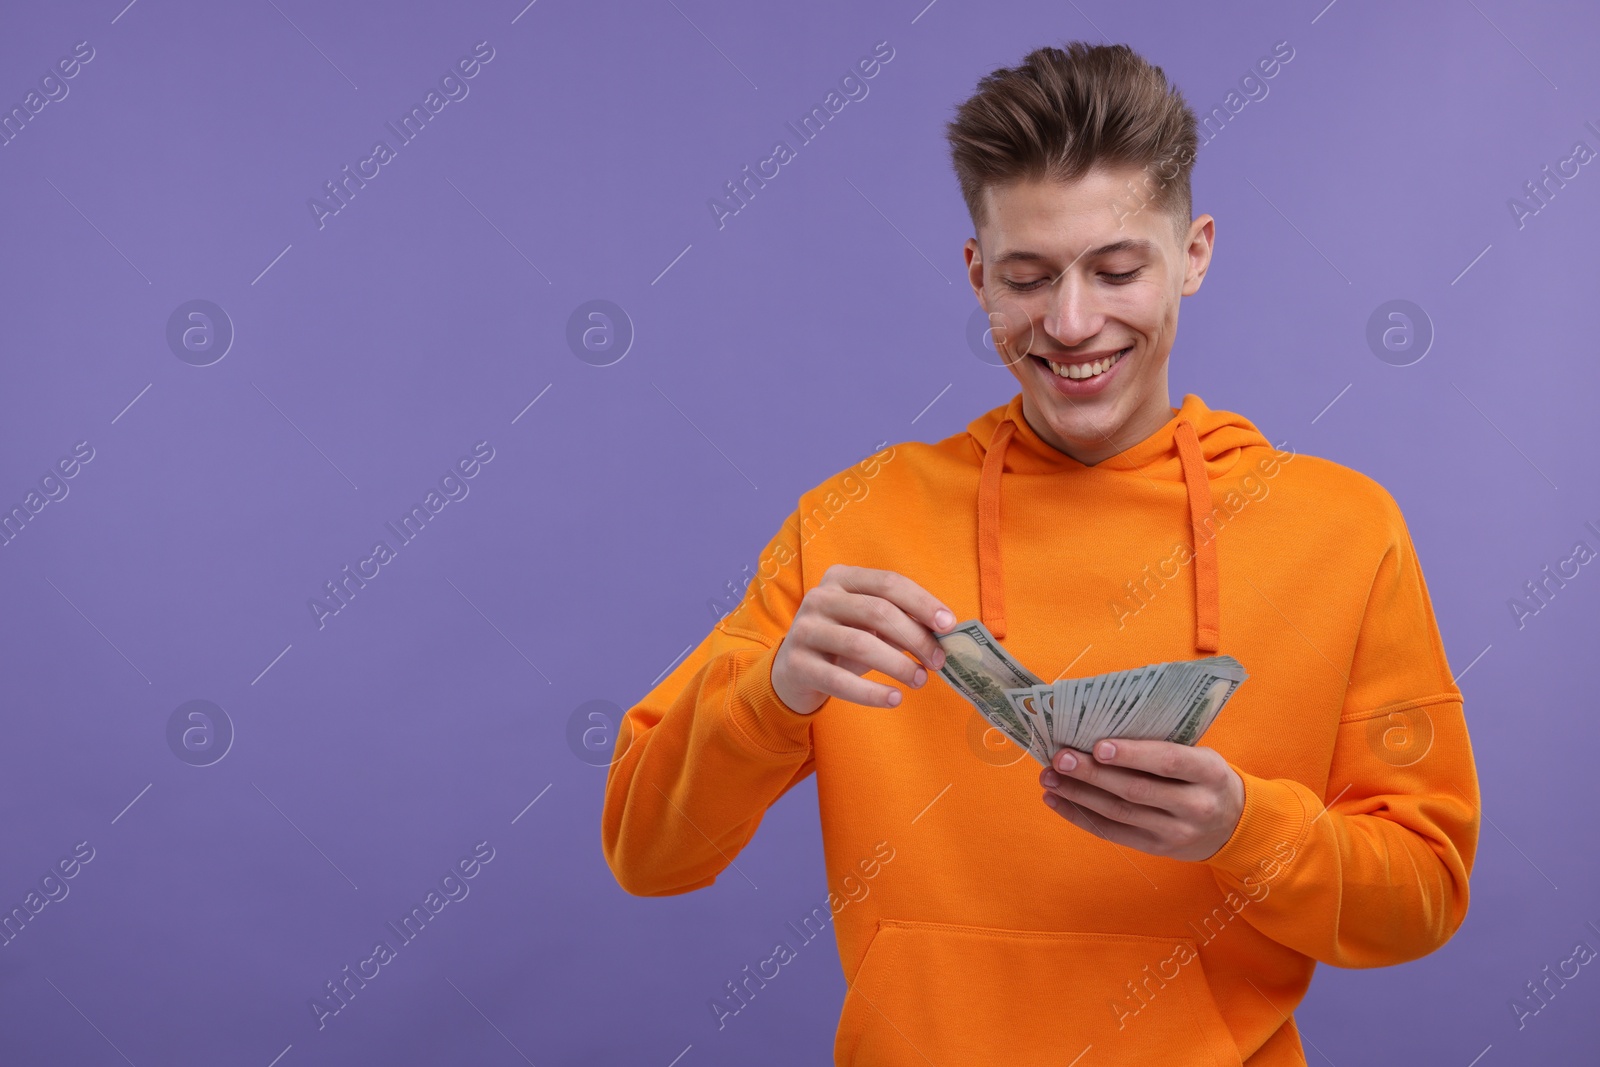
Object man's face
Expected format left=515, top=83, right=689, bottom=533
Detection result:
left=963, top=166, right=1214, bottom=466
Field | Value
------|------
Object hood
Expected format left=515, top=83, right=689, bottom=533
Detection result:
left=964, top=392, right=1273, bottom=653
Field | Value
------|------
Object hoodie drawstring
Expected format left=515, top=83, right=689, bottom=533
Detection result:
left=977, top=418, right=1015, bottom=640
left=1173, top=419, right=1221, bottom=653
left=976, top=416, right=1220, bottom=653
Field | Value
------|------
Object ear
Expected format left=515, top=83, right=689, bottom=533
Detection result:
left=1181, top=214, right=1216, bottom=296
left=963, top=236, right=985, bottom=302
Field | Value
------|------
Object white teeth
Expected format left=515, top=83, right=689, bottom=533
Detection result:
left=1045, top=351, right=1125, bottom=379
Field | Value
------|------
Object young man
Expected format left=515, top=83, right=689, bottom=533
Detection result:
left=603, top=41, right=1480, bottom=1066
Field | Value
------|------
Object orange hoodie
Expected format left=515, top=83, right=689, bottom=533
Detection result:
left=602, top=392, right=1480, bottom=1066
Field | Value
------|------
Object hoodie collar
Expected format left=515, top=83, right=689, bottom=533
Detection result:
left=967, top=393, right=1267, bottom=653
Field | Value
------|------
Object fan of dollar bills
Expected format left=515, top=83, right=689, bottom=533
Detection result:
left=933, top=620, right=1248, bottom=767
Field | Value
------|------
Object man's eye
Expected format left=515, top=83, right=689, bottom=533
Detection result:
left=1005, top=267, right=1142, bottom=291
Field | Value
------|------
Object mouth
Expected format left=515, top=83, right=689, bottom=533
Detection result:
left=1029, top=346, right=1131, bottom=395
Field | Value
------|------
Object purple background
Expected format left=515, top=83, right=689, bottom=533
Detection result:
left=2, top=0, right=1597, bottom=1063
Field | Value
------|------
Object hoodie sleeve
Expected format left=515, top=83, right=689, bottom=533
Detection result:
left=602, top=509, right=817, bottom=897
left=1202, top=488, right=1481, bottom=967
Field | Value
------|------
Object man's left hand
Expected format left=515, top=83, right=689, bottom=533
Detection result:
left=1039, top=739, right=1245, bottom=862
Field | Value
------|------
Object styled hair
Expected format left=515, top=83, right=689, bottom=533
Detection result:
left=944, top=42, right=1199, bottom=240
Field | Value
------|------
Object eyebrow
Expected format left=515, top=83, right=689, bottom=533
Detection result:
left=992, top=238, right=1156, bottom=266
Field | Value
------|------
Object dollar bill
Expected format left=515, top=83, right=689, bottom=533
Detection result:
left=932, top=619, right=1249, bottom=767
left=934, top=619, right=1046, bottom=759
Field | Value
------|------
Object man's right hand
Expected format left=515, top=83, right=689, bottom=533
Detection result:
left=769, top=564, right=956, bottom=715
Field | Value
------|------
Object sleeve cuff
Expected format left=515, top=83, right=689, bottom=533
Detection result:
left=725, top=643, right=816, bottom=757
left=1204, top=766, right=1312, bottom=883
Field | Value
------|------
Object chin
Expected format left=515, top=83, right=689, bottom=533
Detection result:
left=1045, top=387, right=1137, bottom=436
left=1047, top=407, right=1118, bottom=440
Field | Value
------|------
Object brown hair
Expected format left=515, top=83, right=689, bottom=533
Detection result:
left=944, top=41, right=1199, bottom=240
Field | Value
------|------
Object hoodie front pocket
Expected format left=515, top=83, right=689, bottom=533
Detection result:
left=834, top=919, right=1242, bottom=1067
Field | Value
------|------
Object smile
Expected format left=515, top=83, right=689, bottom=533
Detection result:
left=1033, top=348, right=1129, bottom=380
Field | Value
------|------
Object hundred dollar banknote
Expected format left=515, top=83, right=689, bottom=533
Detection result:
left=933, top=619, right=1047, bottom=758
left=934, top=619, right=1248, bottom=766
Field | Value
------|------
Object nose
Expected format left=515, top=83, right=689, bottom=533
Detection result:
left=1042, top=271, right=1105, bottom=350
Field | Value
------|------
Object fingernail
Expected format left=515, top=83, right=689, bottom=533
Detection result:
left=934, top=609, right=954, bottom=630
left=1056, top=751, right=1077, bottom=771
left=933, top=649, right=946, bottom=668
left=886, top=689, right=901, bottom=707
left=1042, top=770, right=1060, bottom=787
left=1097, top=741, right=1116, bottom=760
left=912, top=668, right=927, bottom=687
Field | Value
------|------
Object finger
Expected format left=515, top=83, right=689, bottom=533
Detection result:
left=822, top=583, right=944, bottom=674
left=1040, top=769, right=1175, bottom=834
left=1041, top=792, right=1161, bottom=851
left=832, top=579, right=945, bottom=671
left=793, top=655, right=908, bottom=709
left=832, top=655, right=875, bottom=678
left=829, top=565, right=954, bottom=657
left=808, top=619, right=929, bottom=691
left=1086, top=739, right=1221, bottom=786
left=1050, top=748, right=1188, bottom=815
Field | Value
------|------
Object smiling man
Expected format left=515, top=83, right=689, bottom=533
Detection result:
left=973, top=173, right=1200, bottom=466
left=603, top=41, right=1480, bottom=1066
